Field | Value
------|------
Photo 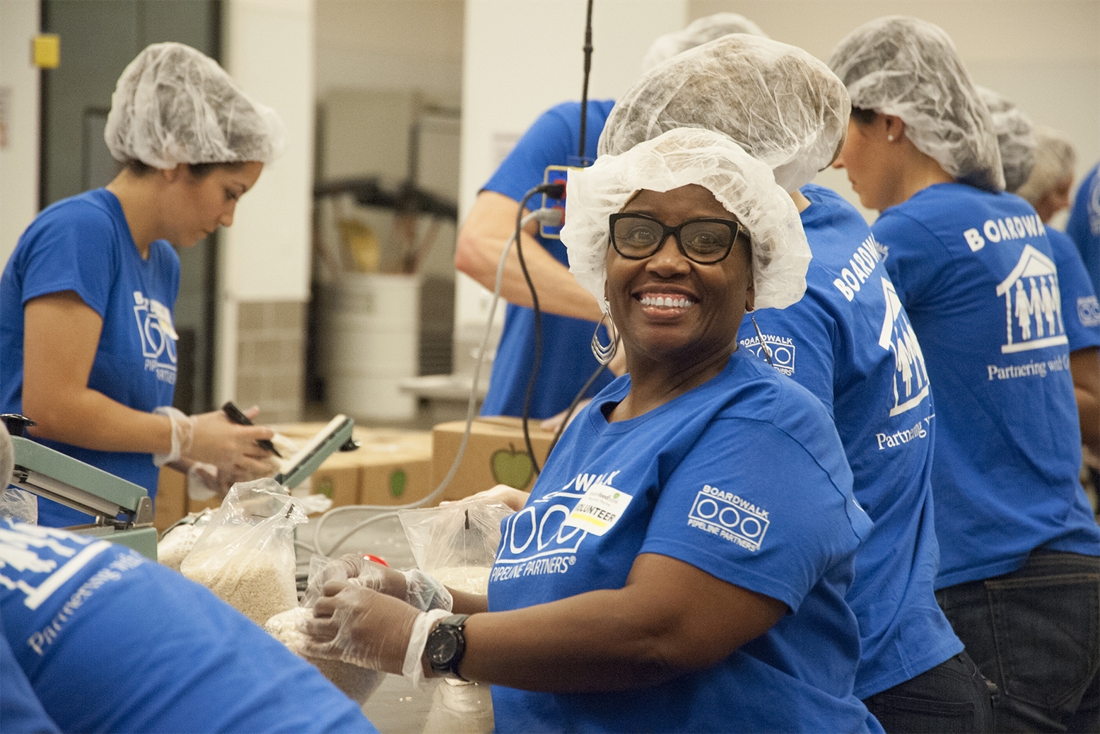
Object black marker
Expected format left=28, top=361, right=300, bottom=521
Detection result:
left=222, top=401, right=282, bottom=458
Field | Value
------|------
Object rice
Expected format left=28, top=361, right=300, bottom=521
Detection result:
left=430, top=566, right=492, bottom=595
left=182, top=548, right=298, bottom=626
left=157, top=523, right=205, bottom=571
left=265, top=607, right=384, bottom=705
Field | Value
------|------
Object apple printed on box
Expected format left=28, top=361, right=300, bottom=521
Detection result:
left=491, top=444, right=535, bottom=489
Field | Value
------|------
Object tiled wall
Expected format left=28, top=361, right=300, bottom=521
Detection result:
left=235, top=301, right=306, bottom=424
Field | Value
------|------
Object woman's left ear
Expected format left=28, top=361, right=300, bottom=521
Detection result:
left=161, top=163, right=187, bottom=184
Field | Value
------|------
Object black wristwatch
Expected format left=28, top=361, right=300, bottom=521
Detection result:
left=426, top=614, right=470, bottom=681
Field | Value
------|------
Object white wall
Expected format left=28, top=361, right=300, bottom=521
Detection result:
left=315, top=0, right=464, bottom=107
left=0, top=0, right=40, bottom=264
left=216, top=0, right=315, bottom=402
left=456, top=0, right=689, bottom=332
left=689, top=0, right=1100, bottom=225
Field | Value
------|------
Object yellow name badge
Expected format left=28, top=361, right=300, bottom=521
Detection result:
left=562, top=485, right=632, bottom=536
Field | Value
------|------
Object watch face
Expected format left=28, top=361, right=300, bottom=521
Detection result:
left=429, top=631, right=459, bottom=665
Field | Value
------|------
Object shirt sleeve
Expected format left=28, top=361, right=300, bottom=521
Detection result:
left=639, top=414, right=860, bottom=613
left=873, top=211, right=952, bottom=312
left=482, top=103, right=579, bottom=205
left=18, top=204, right=118, bottom=318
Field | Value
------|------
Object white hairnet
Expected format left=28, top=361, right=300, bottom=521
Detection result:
left=1016, top=125, right=1077, bottom=206
left=563, top=128, right=810, bottom=311
left=641, top=12, right=768, bottom=73
left=602, top=34, right=850, bottom=193
left=976, top=86, right=1035, bottom=193
left=105, top=42, right=286, bottom=169
left=828, top=16, right=1005, bottom=191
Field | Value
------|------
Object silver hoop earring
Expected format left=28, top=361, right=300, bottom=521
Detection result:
left=749, top=311, right=774, bottom=367
left=591, top=302, right=619, bottom=366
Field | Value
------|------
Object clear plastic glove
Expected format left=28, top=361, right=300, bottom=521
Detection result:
left=169, top=406, right=279, bottom=484
left=446, top=485, right=530, bottom=513
left=302, top=581, right=450, bottom=685
left=322, top=554, right=453, bottom=612
left=186, top=461, right=221, bottom=501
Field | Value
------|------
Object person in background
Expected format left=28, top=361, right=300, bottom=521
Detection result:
left=598, top=34, right=990, bottom=731
left=1017, top=125, right=1078, bottom=223
left=1068, top=160, right=1100, bottom=300
left=0, top=43, right=281, bottom=528
left=0, top=423, right=378, bottom=734
left=830, top=17, right=1100, bottom=731
left=304, top=128, right=879, bottom=733
left=454, top=13, right=765, bottom=421
left=983, top=90, right=1100, bottom=505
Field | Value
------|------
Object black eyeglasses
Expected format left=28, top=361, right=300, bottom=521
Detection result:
left=608, top=213, right=748, bottom=264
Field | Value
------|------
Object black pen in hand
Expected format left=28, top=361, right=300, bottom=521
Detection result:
left=221, top=401, right=282, bottom=458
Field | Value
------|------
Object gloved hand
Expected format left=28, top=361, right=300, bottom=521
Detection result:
left=320, top=554, right=453, bottom=612
left=301, top=581, right=451, bottom=685
left=156, top=405, right=279, bottom=482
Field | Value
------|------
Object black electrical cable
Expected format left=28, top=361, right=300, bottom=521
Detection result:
left=514, top=183, right=565, bottom=476
left=547, top=355, right=610, bottom=458
left=577, top=0, right=595, bottom=160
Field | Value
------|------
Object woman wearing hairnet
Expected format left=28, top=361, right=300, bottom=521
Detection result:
left=601, top=33, right=991, bottom=731
left=301, top=128, right=879, bottom=732
left=830, top=18, right=1100, bottom=731
left=0, top=43, right=284, bottom=527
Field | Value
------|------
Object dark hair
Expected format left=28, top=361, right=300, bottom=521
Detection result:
left=850, top=107, right=878, bottom=126
left=123, top=159, right=248, bottom=178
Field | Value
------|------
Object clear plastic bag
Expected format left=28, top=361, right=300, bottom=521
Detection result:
left=181, top=478, right=306, bottom=625
left=157, top=508, right=215, bottom=571
left=398, top=501, right=512, bottom=734
left=397, top=500, right=512, bottom=595
left=0, top=486, right=37, bottom=525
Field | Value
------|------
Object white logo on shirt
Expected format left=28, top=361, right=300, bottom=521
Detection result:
left=132, top=291, right=178, bottom=384
left=0, top=524, right=108, bottom=610
left=996, top=245, right=1068, bottom=353
left=880, top=278, right=930, bottom=416
left=1079, top=296, right=1100, bottom=328
left=687, top=485, right=769, bottom=552
left=739, top=333, right=796, bottom=376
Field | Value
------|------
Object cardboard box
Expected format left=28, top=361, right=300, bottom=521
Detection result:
left=154, top=466, right=187, bottom=532
left=431, top=417, right=555, bottom=502
left=355, top=430, right=433, bottom=505
left=306, top=450, right=363, bottom=507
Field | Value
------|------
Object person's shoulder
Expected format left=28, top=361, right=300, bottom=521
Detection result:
left=721, top=352, right=829, bottom=424
left=30, top=190, right=118, bottom=232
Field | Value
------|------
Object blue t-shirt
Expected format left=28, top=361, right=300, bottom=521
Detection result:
left=0, top=189, right=179, bottom=527
left=1066, top=162, right=1100, bottom=299
left=487, top=352, right=877, bottom=733
left=874, top=183, right=1100, bottom=588
left=0, top=613, right=59, bottom=734
left=736, top=184, right=961, bottom=698
left=0, top=520, right=377, bottom=733
left=479, top=100, right=617, bottom=419
left=1048, top=227, right=1100, bottom=352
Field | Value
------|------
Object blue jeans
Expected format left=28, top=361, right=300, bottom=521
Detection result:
left=863, top=652, right=994, bottom=733
left=936, top=550, right=1100, bottom=732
